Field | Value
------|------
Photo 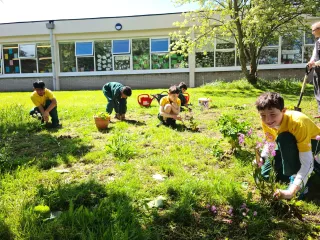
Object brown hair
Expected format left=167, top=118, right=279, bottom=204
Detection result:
left=255, top=92, right=284, bottom=111
left=168, top=85, right=180, bottom=94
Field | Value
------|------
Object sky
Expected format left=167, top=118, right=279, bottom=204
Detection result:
left=0, top=0, right=199, bottom=24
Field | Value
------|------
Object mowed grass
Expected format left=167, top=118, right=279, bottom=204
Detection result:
left=0, top=79, right=320, bottom=240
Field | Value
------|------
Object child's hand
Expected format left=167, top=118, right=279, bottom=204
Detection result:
left=175, top=115, right=182, bottom=121
left=273, top=187, right=297, bottom=200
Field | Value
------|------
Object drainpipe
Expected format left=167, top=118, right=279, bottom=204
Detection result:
left=46, top=20, right=58, bottom=90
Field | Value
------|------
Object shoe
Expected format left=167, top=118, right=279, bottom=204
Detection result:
left=120, top=114, right=126, bottom=120
left=115, top=113, right=121, bottom=120
left=156, top=122, right=164, bottom=127
left=314, top=115, right=320, bottom=119
left=51, top=123, right=62, bottom=128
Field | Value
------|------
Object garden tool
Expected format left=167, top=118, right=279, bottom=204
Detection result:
left=294, top=66, right=312, bottom=112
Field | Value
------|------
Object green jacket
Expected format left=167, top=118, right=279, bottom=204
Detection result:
left=178, top=89, right=187, bottom=106
left=103, top=82, right=124, bottom=101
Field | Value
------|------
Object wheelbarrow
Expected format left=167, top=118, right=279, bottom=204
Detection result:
left=183, top=92, right=190, bottom=104
left=151, top=91, right=169, bottom=104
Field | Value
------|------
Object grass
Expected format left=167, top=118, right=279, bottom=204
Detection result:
left=0, top=78, right=320, bottom=239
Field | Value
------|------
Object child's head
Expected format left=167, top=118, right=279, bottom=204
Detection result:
left=255, top=92, right=286, bottom=128
left=121, top=86, right=132, bottom=98
left=168, top=85, right=180, bottom=101
left=178, top=82, right=187, bottom=93
left=33, top=80, right=45, bottom=96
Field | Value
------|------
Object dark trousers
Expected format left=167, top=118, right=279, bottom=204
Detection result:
left=102, top=90, right=127, bottom=115
left=261, top=132, right=320, bottom=181
left=29, top=100, right=59, bottom=126
left=157, top=113, right=176, bottom=127
left=313, top=67, right=320, bottom=112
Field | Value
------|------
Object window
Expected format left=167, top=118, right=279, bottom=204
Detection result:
left=259, top=39, right=279, bottom=65
left=21, top=59, right=37, bottom=73
left=132, top=39, right=150, bottom=70
left=3, top=44, right=20, bottom=74
left=37, top=43, right=52, bottom=73
left=170, top=40, right=188, bottom=69
left=113, top=40, right=130, bottom=54
left=95, top=40, right=112, bottom=71
left=215, top=37, right=236, bottom=67
left=76, top=42, right=93, bottom=56
left=196, top=52, right=215, bottom=67
left=151, top=38, right=169, bottom=52
left=59, top=42, right=76, bottom=72
left=113, top=39, right=130, bottom=70
left=19, top=44, right=36, bottom=58
left=114, top=55, right=130, bottom=70
left=303, top=31, right=315, bottom=63
left=0, top=45, right=2, bottom=74
left=281, top=33, right=302, bottom=64
left=151, top=38, right=169, bottom=69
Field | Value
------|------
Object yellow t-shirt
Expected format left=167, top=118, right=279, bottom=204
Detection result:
left=262, top=110, right=320, bottom=152
left=31, top=88, right=54, bottom=107
left=159, top=96, right=181, bottom=107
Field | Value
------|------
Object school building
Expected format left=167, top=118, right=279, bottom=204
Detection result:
left=0, top=12, right=319, bottom=91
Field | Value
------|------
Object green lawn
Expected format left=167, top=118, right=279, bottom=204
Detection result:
left=0, top=79, right=320, bottom=240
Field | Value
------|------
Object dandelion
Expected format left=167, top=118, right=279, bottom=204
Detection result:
left=253, top=211, right=257, bottom=216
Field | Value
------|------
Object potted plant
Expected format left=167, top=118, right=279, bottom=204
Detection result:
left=94, top=112, right=111, bottom=130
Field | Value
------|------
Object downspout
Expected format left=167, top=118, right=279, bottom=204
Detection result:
left=46, top=21, right=58, bottom=90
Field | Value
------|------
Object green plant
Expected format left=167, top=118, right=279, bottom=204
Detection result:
left=217, top=114, right=250, bottom=150
left=94, top=112, right=110, bottom=120
left=106, top=132, right=136, bottom=161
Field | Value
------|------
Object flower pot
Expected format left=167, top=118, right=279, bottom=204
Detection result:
left=94, top=117, right=110, bottom=130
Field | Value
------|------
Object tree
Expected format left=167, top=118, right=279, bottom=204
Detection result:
left=171, top=0, right=320, bottom=84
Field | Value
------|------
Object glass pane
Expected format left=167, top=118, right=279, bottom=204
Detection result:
left=38, top=59, right=52, bottom=73
left=114, top=55, right=130, bottom=70
left=37, top=43, right=51, bottom=58
left=171, top=53, right=188, bottom=68
left=196, top=52, right=214, bottom=68
left=21, top=59, right=37, bottom=73
left=215, top=51, right=235, bottom=67
left=3, top=44, right=20, bottom=74
left=19, top=44, right=36, bottom=58
left=151, top=38, right=169, bottom=52
left=258, top=49, right=278, bottom=64
left=303, top=46, right=314, bottom=63
left=151, top=53, right=169, bottom=69
left=76, top=42, right=93, bottom=56
left=281, top=34, right=302, bottom=64
left=95, top=40, right=113, bottom=71
left=59, top=42, right=76, bottom=72
left=77, top=57, right=94, bottom=72
left=113, top=40, right=130, bottom=54
left=132, top=38, right=150, bottom=70
left=305, top=31, right=314, bottom=45
left=216, top=37, right=235, bottom=49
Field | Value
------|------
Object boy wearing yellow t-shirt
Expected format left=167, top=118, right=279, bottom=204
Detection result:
left=255, top=92, right=320, bottom=200
left=30, top=80, right=61, bottom=128
left=157, top=85, right=182, bottom=127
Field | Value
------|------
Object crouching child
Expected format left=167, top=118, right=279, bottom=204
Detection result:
left=30, top=80, right=61, bottom=128
left=157, top=85, right=182, bottom=127
left=255, top=92, right=320, bottom=200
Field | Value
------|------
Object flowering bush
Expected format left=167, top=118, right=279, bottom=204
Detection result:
left=94, top=112, right=110, bottom=120
left=217, top=114, right=250, bottom=150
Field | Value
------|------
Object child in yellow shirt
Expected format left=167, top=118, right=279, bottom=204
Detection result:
left=157, top=85, right=182, bottom=127
left=255, top=92, right=320, bottom=199
left=30, top=80, right=61, bottom=128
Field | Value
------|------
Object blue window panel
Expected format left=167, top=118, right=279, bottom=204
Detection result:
left=76, top=42, right=93, bottom=56
left=113, top=40, right=130, bottom=54
left=151, top=38, right=169, bottom=52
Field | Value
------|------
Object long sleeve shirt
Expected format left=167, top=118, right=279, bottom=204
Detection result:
left=310, top=38, right=320, bottom=62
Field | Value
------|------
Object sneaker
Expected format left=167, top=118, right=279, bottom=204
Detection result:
left=51, top=123, right=62, bottom=129
left=115, top=113, right=121, bottom=120
left=156, top=122, right=164, bottom=127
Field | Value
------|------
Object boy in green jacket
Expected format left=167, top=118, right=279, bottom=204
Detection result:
left=102, top=82, right=132, bottom=120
